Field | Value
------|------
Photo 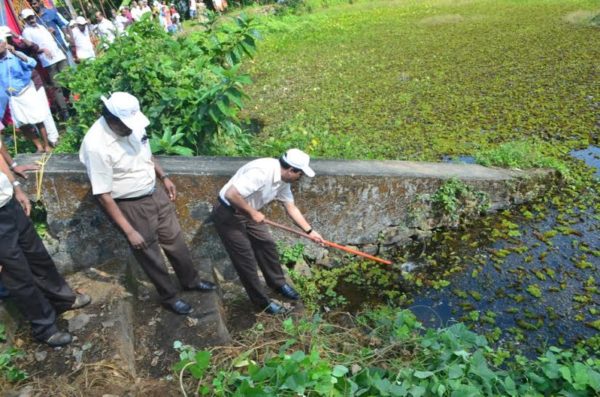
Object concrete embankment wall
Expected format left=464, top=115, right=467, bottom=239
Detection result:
left=16, top=154, right=556, bottom=279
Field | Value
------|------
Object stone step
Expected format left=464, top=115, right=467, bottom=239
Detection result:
left=127, top=260, right=231, bottom=378
left=7, top=264, right=138, bottom=379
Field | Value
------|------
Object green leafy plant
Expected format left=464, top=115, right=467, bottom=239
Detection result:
left=57, top=15, right=259, bottom=156
left=430, top=178, right=489, bottom=222
left=475, top=140, right=571, bottom=177
left=173, top=309, right=600, bottom=396
left=0, top=324, right=28, bottom=382
left=277, top=242, right=305, bottom=266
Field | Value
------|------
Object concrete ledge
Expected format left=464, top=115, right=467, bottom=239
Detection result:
left=16, top=154, right=556, bottom=277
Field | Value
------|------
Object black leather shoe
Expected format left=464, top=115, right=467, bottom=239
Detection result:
left=264, top=302, right=287, bottom=315
left=278, top=284, right=300, bottom=300
left=43, top=331, right=72, bottom=347
left=188, top=280, right=217, bottom=292
left=164, top=299, right=193, bottom=315
left=71, top=293, right=92, bottom=310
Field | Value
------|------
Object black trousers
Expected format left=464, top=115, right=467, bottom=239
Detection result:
left=0, top=198, right=75, bottom=340
left=212, top=203, right=286, bottom=308
left=116, top=187, right=199, bottom=304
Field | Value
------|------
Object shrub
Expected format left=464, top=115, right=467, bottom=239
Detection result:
left=57, top=15, right=259, bottom=155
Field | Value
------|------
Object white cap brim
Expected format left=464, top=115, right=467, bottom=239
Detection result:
left=120, top=111, right=150, bottom=131
left=101, top=95, right=150, bottom=131
left=301, top=166, right=315, bottom=178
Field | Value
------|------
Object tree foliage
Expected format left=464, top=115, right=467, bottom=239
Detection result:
left=57, top=15, right=259, bottom=155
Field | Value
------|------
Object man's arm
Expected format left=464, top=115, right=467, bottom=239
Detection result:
left=283, top=201, right=324, bottom=243
left=0, top=149, right=31, bottom=216
left=0, top=139, right=39, bottom=179
left=152, top=157, right=176, bottom=201
left=96, top=193, right=146, bottom=249
left=224, top=186, right=264, bottom=224
left=9, top=48, right=37, bottom=69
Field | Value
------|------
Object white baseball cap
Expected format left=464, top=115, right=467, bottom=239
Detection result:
left=0, top=26, right=13, bottom=38
left=76, top=16, right=87, bottom=25
left=101, top=92, right=150, bottom=131
left=20, top=8, right=35, bottom=19
left=282, top=148, right=315, bottom=177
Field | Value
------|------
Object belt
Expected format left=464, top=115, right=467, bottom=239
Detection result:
left=218, top=196, right=235, bottom=211
left=114, top=189, right=155, bottom=202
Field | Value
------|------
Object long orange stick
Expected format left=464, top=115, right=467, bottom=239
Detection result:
left=264, top=219, right=393, bottom=265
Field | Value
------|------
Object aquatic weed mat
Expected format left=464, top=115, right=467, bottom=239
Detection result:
left=244, top=0, right=600, bottom=161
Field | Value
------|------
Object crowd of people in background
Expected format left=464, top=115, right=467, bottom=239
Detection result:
left=0, top=0, right=225, bottom=154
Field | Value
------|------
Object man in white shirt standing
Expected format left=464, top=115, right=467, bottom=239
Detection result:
left=20, top=8, right=70, bottom=120
left=130, top=1, right=143, bottom=21
left=70, top=16, right=95, bottom=62
left=212, top=149, right=324, bottom=314
left=0, top=140, right=91, bottom=347
left=93, top=11, right=116, bottom=45
left=79, top=92, right=216, bottom=315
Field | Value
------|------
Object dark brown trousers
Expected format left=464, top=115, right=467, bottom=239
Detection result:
left=44, top=59, right=69, bottom=113
left=116, top=187, right=198, bottom=304
left=212, top=203, right=286, bottom=308
left=0, top=198, right=75, bottom=340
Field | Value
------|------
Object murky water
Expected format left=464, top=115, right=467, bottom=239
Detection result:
left=412, top=151, right=599, bottom=354
left=337, top=151, right=599, bottom=355
left=571, top=145, right=600, bottom=178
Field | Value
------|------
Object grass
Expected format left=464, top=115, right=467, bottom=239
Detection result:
left=241, top=0, right=600, bottom=161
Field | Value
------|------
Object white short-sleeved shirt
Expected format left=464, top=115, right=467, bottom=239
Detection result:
left=21, top=24, right=66, bottom=67
left=72, top=26, right=95, bottom=60
left=79, top=117, right=155, bottom=199
left=0, top=141, right=14, bottom=208
left=219, top=158, right=294, bottom=210
left=95, top=19, right=116, bottom=43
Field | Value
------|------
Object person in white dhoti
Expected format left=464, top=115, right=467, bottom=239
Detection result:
left=0, top=34, right=52, bottom=152
left=0, top=25, right=59, bottom=146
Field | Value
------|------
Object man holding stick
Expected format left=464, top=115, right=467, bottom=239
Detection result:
left=212, top=149, right=324, bottom=314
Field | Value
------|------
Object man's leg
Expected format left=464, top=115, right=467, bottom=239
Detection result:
left=246, top=221, right=286, bottom=289
left=0, top=199, right=63, bottom=340
left=152, top=188, right=199, bottom=288
left=14, top=198, right=76, bottom=312
left=44, top=60, right=69, bottom=116
left=18, top=125, right=45, bottom=153
left=212, top=205, right=270, bottom=308
left=117, top=195, right=180, bottom=304
left=35, top=123, right=52, bottom=153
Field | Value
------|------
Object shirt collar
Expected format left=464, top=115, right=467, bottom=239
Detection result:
left=273, top=159, right=282, bottom=184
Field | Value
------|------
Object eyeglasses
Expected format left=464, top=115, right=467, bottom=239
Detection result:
left=291, top=167, right=303, bottom=174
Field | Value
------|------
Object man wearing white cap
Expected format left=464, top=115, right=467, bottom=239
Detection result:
left=70, top=16, right=95, bottom=62
left=212, top=149, right=324, bottom=314
left=79, top=92, right=216, bottom=315
left=20, top=8, right=70, bottom=120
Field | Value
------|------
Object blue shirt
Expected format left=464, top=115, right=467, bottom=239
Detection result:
left=0, top=52, right=36, bottom=97
left=0, top=91, right=8, bottom=120
left=36, top=6, right=70, bottom=51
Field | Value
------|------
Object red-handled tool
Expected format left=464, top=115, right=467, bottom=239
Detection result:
left=264, top=219, right=393, bottom=265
